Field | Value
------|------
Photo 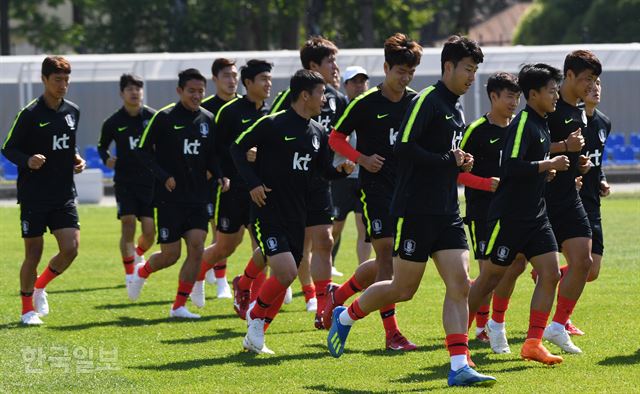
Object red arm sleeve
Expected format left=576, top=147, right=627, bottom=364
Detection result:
left=457, top=172, right=493, bottom=191
left=329, top=129, right=361, bottom=162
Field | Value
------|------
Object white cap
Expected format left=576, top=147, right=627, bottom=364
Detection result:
left=343, top=66, right=368, bottom=82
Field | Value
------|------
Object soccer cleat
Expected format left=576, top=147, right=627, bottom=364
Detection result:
left=447, top=365, right=497, bottom=387
left=21, top=311, right=44, bottom=325
left=283, top=286, right=293, bottom=305
left=245, top=305, right=265, bottom=352
left=521, top=338, right=563, bottom=365
left=476, top=330, right=489, bottom=343
left=127, top=263, right=146, bottom=301
left=386, top=331, right=418, bottom=351
left=216, top=279, right=232, bottom=299
left=331, top=266, right=344, bottom=277
left=543, top=325, right=582, bottom=354
left=565, top=320, right=585, bottom=336
left=125, top=274, right=132, bottom=287
left=242, top=336, right=274, bottom=355
left=190, top=280, right=206, bottom=308
left=327, top=306, right=351, bottom=358
left=169, top=306, right=201, bottom=319
left=314, top=312, right=324, bottom=330
left=306, top=297, right=318, bottom=312
left=486, top=320, right=511, bottom=354
left=205, top=268, right=216, bottom=284
left=33, top=288, right=49, bottom=317
left=232, top=275, right=250, bottom=319
left=260, top=343, right=275, bottom=355
left=322, top=283, right=341, bottom=329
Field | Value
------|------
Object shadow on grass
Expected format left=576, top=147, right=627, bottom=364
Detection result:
left=0, top=322, right=42, bottom=330
left=160, top=328, right=244, bottom=345
left=49, top=313, right=238, bottom=331
left=598, top=348, right=640, bottom=366
left=94, top=300, right=174, bottom=309
left=46, top=284, right=126, bottom=294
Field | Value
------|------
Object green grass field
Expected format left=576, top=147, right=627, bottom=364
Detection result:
left=0, top=194, right=639, bottom=393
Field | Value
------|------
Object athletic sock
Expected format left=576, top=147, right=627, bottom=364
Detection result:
left=446, top=333, right=469, bottom=371
left=476, top=303, right=490, bottom=329
left=334, top=275, right=363, bottom=305
left=135, top=245, right=147, bottom=257
left=21, top=291, right=34, bottom=315
left=34, top=266, right=60, bottom=289
left=380, top=304, right=399, bottom=337
left=314, top=279, right=332, bottom=314
left=345, top=298, right=367, bottom=323
left=137, top=261, right=153, bottom=279
left=238, top=258, right=261, bottom=290
left=250, top=270, right=267, bottom=303
left=196, top=260, right=211, bottom=281
left=302, top=283, right=316, bottom=302
left=172, top=280, right=194, bottom=310
left=263, top=291, right=287, bottom=332
left=552, top=295, right=577, bottom=326
left=213, top=260, right=227, bottom=279
left=491, top=295, right=510, bottom=324
left=123, top=256, right=135, bottom=275
left=250, top=277, right=287, bottom=320
left=527, top=309, right=550, bottom=340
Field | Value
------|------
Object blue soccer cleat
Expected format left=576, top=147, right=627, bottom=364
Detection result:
left=327, top=306, right=351, bottom=358
left=447, top=365, right=497, bottom=387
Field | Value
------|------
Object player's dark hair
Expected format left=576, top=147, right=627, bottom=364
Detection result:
left=518, top=63, right=563, bottom=100
left=119, top=73, right=144, bottom=92
left=300, top=36, right=338, bottom=70
left=240, top=59, right=273, bottom=87
left=440, top=35, right=484, bottom=75
left=384, top=33, right=423, bottom=69
left=290, top=69, right=325, bottom=102
left=486, top=72, right=520, bottom=99
left=563, top=50, right=602, bottom=77
left=211, top=58, right=236, bottom=77
left=178, top=68, right=206, bottom=88
left=41, top=56, right=71, bottom=78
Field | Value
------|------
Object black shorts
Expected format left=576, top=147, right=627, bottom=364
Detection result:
left=115, top=183, right=154, bottom=219
left=393, top=214, right=468, bottom=263
left=216, top=185, right=251, bottom=234
left=547, top=202, right=592, bottom=245
left=207, top=183, right=222, bottom=221
left=156, top=203, right=208, bottom=244
left=465, top=198, right=492, bottom=260
left=331, top=177, right=362, bottom=222
left=485, top=217, right=558, bottom=266
left=20, top=199, right=80, bottom=238
left=252, top=217, right=305, bottom=266
left=306, top=183, right=333, bottom=227
left=589, top=217, right=604, bottom=256
left=360, top=182, right=394, bottom=240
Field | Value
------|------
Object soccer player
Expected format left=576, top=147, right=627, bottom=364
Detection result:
left=325, top=33, right=422, bottom=352
left=231, top=69, right=353, bottom=354
left=194, top=59, right=272, bottom=308
left=459, top=72, right=528, bottom=352
left=98, top=74, right=156, bottom=286
left=2, top=56, right=86, bottom=325
left=127, top=68, right=228, bottom=319
left=465, top=63, right=569, bottom=366
left=200, top=58, right=241, bottom=298
left=542, top=50, right=601, bottom=352
left=327, top=35, right=496, bottom=387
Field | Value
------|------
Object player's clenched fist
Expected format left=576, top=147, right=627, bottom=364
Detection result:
left=28, top=154, right=46, bottom=170
left=550, top=155, right=570, bottom=171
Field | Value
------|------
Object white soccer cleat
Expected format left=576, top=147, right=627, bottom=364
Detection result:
left=33, top=288, right=49, bottom=317
left=127, top=263, right=146, bottom=301
left=134, top=253, right=146, bottom=265
left=244, top=313, right=265, bottom=352
left=125, top=274, right=132, bottom=288
left=283, top=286, right=293, bottom=305
left=306, top=297, right=318, bottom=312
left=331, top=267, right=344, bottom=277
left=190, top=280, right=206, bottom=308
left=216, top=278, right=232, bottom=299
left=21, top=311, right=44, bottom=325
left=260, top=343, right=275, bottom=355
left=170, top=306, right=201, bottom=319
left=486, top=319, right=511, bottom=354
left=543, top=324, right=582, bottom=354
left=205, top=268, right=216, bottom=284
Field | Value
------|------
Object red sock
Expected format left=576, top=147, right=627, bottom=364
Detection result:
left=334, top=275, right=363, bottom=305
left=491, top=295, right=510, bottom=324
left=250, top=271, right=267, bottom=303
left=347, top=298, right=368, bottom=321
left=135, top=245, right=146, bottom=257
left=123, top=256, right=135, bottom=275
left=445, top=333, right=469, bottom=357
left=238, top=258, right=262, bottom=290
left=302, top=284, right=316, bottom=302
left=250, top=277, right=288, bottom=320
left=34, top=266, right=60, bottom=289
left=552, top=295, right=577, bottom=326
left=172, top=280, right=194, bottom=310
left=476, top=303, right=490, bottom=328
left=314, top=279, right=332, bottom=315
left=137, top=261, right=153, bottom=279
left=263, top=291, right=286, bottom=332
left=196, top=260, right=213, bottom=281
left=21, top=291, right=34, bottom=315
left=527, top=309, right=550, bottom=340
left=213, top=260, right=227, bottom=278
left=380, top=304, right=399, bottom=337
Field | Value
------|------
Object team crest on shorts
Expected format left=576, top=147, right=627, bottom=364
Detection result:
left=266, top=237, right=278, bottom=251
left=312, top=134, right=320, bottom=151
left=65, top=114, right=76, bottom=129
left=372, top=219, right=382, bottom=234
left=200, top=123, right=209, bottom=137
left=206, top=203, right=214, bottom=217
left=403, top=239, right=416, bottom=255
left=496, top=246, right=510, bottom=261
left=21, top=220, right=29, bottom=234
left=160, top=228, right=169, bottom=241
left=479, top=241, right=486, bottom=254
left=220, top=217, right=230, bottom=231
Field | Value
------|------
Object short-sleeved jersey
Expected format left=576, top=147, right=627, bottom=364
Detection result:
left=2, top=96, right=80, bottom=204
left=459, top=115, right=507, bottom=206
left=545, top=95, right=588, bottom=208
left=580, top=108, right=611, bottom=217
left=137, top=102, right=220, bottom=205
left=231, top=109, right=344, bottom=224
left=98, top=106, right=155, bottom=186
left=333, top=86, right=417, bottom=188
left=488, top=106, right=551, bottom=222
left=391, top=81, right=466, bottom=216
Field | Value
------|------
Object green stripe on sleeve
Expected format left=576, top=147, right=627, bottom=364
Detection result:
left=2, top=98, right=38, bottom=149
left=510, top=111, right=528, bottom=158
left=138, top=103, right=174, bottom=148
left=270, top=89, right=290, bottom=114
left=400, top=85, right=436, bottom=143
left=460, top=116, right=487, bottom=150
left=333, top=87, right=379, bottom=131
left=234, top=110, right=285, bottom=144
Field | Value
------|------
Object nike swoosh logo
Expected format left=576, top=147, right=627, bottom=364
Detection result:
left=117, top=126, right=128, bottom=132
left=241, top=118, right=252, bottom=124
left=540, top=138, right=546, bottom=143
left=564, top=118, right=573, bottom=124
left=39, top=122, right=50, bottom=127
left=489, top=138, right=500, bottom=144
left=284, top=136, right=296, bottom=141
left=173, top=125, right=185, bottom=130
left=376, top=113, right=389, bottom=119
left=445, top=114, right=454, bottom=120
